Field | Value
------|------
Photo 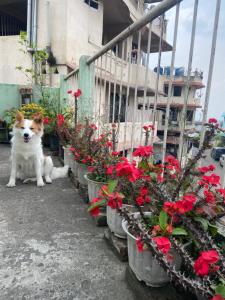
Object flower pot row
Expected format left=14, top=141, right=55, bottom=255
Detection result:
left=64, top=149, right=180, bottom=288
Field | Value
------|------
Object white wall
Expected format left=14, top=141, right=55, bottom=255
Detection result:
left=0, top=36, right=32, bottom=85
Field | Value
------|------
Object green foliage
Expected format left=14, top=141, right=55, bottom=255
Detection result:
left=172, top=227, right=188, bottom=236
left=159, top=211, right=168, bottom=231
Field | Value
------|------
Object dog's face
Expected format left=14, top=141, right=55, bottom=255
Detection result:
left=13, top=112, right=44, bottom=143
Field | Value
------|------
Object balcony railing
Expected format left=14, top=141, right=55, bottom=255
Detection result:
left=64, top=0, right=221, bottom=163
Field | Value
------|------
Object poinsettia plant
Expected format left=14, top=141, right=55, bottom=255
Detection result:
left=88, top=119, right=225, bottom=300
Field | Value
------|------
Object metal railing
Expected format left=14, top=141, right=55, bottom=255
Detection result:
left=64, top=0, right=221, bottom=162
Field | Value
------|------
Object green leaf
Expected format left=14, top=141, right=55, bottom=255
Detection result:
left=87, top=199, right=107, bottom=212
left=172, top=227, right=188, bottom=236
left=194, top=217, right=208, bottom=231
left=215, top=284, right=225, bottom=297
left=208, top=223, right=218, bottom=236
left=107, top=180, right=118, bottom=194
left=159, top=211, right=168, bottom=231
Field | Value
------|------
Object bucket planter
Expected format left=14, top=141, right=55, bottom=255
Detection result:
left=63, top=147, right=74, bottom=168
left=107, top=205, right=133, bottom=239
left=77, top=162, right=89, bottom=186
left=84, top=174, right=106, bottom=202
left=122, top=213, right=182, bottom=287
left=50, top=134, right=59, bottom=151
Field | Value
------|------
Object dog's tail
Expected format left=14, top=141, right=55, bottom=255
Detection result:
left=51, top=165, right=69, bottom=180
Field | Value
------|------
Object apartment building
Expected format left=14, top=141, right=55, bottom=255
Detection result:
left=0, top=0, right=203, bottom=155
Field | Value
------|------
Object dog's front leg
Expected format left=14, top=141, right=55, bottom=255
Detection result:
left=35, top=157, right=45, bottom=187
left=7, top=155, right=17, bottom=187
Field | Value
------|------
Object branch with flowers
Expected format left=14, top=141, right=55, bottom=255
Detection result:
left=88, top=118, right=225, bottom=300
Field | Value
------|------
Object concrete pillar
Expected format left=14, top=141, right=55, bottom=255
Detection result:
left=78, top=56, right=95, bottom=121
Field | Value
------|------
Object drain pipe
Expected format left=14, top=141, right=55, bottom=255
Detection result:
left=26, top=0, right=32, bottom=44
left=33, top=0, right=38, bottom=47
left=46, top=0, right=51, bottom=53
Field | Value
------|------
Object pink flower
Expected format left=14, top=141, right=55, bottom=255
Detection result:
left=67, top=90, right=72, bottom=94
left=153, top=237, right=171, bottom=254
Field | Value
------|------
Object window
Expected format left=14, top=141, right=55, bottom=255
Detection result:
left=170, top=108, right=179, bottom=122
left=173, top=86, right=182, bottom=97
left=84, top=0, right=99, bottom=9
left=109, top=94, right=126, bottom=123
left=186, top=110, right=194, bottom=122
left=164, top=84, right=168, bottom=96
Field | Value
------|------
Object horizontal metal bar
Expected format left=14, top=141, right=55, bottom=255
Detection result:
left=86, top=0, right=183, bottom=65
left=64, top=68, right=79, bottom=81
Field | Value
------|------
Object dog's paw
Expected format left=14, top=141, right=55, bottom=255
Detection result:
left=45, top=177, right=52, bottom=184
left=37, top=180, right=45, bottom=187
left=7, top=181, right=16, bottom=188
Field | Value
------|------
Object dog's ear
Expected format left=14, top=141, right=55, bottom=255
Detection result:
left=16, top=112, right=24, bottom=123
left=33, top=113, right=43, bottom=125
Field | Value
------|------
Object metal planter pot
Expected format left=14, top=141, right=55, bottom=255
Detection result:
left=77, top=163, right=89, bottom=186
left=107, top=205, right=132, bottom=239
left=84, top=174, right=105, bottom=203
left=122, top=214, right=182, bottom=287
left=63, top=147, right=73, bottom=168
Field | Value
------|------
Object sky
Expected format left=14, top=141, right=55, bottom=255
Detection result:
left=150, top=0, right=225, bottom=121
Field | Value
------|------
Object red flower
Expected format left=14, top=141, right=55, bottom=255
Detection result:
left=107, top=192, right=123, bottom=209
left=136, top=237, right=144, bottom=252
left=165, top=155, right=180, bottom=172
left=194, top=250, right=219, bottom=277
left=133, top=146, right=153, bottom=157
left=204, top=190, right=216, bottom=204
left=136, top=196, right=145, bottom=206
left=106, top=166, right=114, bottom=175
left=116, top=161, right=140, bottom=182
left=89, top=197, right=101, bottom=217
left=69, top=147, right=75, bottom=152
left=208, top=118, right=218, bottom=124
left=217, top=188, right=225, bottom=198
left=57, top=114, right=65, bottom=126
left=106, top=141, right=113, bottom=148
left=143, top=125, right=149, bottom=131
left=43, top=116, right=49, bottom=125
left=89, top=124, right=98, bottom=130
left=163, top=202, right=177, bottom=216
left=112, top=151, right=120, bottom=156
left=194, top=256, right=210, bottom=276
left=153, top=237, right=171, bottom=254
left=67, top=90, right=72, bottom=94
left=74, top=89, right=82, bottom=98
left=198, top=165, right=216, bottom=174
left=201, top=174, right=220, bottom=186
left=201, top=250, right=219, bottom=264
left=212, top=295, right=225, bottom=300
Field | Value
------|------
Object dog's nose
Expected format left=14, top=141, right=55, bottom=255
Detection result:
left=24, top=133, right=29, bottom=138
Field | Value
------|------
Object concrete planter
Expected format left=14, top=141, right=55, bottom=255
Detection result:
left=84, top=174, right=105, bottom=203
left=107, top=205, right=132, bottom=239
left=77, top=163, right=89, bottom=186
left=122, top=213, right=182, bottom=287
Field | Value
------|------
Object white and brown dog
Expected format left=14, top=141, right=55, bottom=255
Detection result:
left=7, top=112, right=68, bottom=187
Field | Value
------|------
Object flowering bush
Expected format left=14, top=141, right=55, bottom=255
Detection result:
left=88, top=120, right=225, bottom=299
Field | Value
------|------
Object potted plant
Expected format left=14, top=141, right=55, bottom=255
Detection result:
left=90, top=118, right=225, bottom=298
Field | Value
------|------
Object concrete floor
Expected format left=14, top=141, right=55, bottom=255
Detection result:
left=0, top=145, right=135, bottom=300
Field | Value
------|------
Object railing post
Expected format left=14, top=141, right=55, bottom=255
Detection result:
left=78, top=56, right=95, bottom=120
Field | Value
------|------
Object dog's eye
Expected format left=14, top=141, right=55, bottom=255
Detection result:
left=21, top=127, right=25, bottom=129
left=30, top=127, right=34, bottom=130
